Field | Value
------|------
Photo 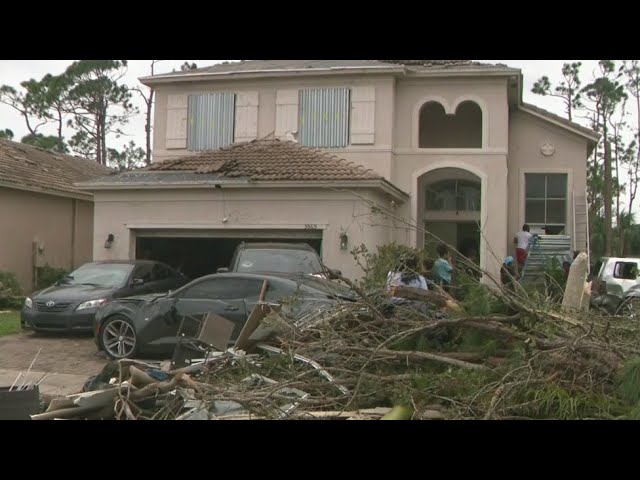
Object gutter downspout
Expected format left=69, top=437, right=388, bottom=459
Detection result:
left=70, top=199, right=77, bottom=270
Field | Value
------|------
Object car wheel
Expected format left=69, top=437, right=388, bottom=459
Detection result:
left=100, top=315, right=138, bottom=360
left=616, top=297, right=640, bottom=318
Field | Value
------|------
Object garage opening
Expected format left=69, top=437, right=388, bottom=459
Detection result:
left=135, top=231, right=323, bottom=281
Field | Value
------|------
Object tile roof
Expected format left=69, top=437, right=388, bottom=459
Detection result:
left=146, top=138, right=382, bottom=181
left=520, top=102, right=600, bottom=141
left=145, top=60, right=513, bottom=79
left=0, top=139, right=112, bottom=197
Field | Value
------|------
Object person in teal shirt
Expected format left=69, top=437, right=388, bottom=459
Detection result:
left=433, top=243, right=453, bottom=289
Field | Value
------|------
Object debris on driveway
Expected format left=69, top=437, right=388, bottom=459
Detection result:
left=28, top=264, right=640, bottom=420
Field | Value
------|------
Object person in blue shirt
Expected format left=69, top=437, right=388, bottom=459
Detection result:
left=432, top=243, right=453, bottom=290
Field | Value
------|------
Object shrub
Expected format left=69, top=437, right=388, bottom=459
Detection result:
left=35, top=265, right=70, bottom=291
left=0, top=270, right=23, bottom=309
left=0, top=270, right=21, bottom=296
left=351, top=243, right=423, bottom=290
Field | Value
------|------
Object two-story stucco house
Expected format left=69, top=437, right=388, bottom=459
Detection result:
left=77, top=60, right=598, bottom=281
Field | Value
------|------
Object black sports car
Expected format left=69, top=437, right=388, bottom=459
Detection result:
left=93, top=272, right=356, bottom=360
left=21, top=260, right=188, bottom=333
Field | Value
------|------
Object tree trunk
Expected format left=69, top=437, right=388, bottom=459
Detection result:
left=95, top=119, right=102, bottom=165
left=603, top=130, right=613, bottom=256
left=614, top=130, right=622, bottom=256
left=56, top=107, right=64, bottom=153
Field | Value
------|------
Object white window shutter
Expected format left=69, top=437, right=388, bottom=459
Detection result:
left=166, top=94, right=188, bottom=149
left=350, top=86, right=376, bottom=145
left=234, top=91, right=259, bottom=142
left=275, top=89, right=299, bottom=139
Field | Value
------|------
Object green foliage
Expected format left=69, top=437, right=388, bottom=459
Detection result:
left=458, top=330, right=500, bottom=356
left=0, top=311, right=20, bottom=337
left=616, top=357, right=640, bottom=404
left=180, top=62, right=198, bottom=71
left=35, top=265, right=70, bottom=291
left=0, top=270, right=23, bottom=309
left=64, top=60, right=137, bottom=164
left=351, top=243, right=423, bottom=290
left=531, top=62, right=582, bottom=120
left=21, top=133, right=69, bottom=152
left=0, top=270, right=21, bottom=296
left=0, top=128, right=13, bottom=140
left=107, top=140, right=146, bottom=171
left=460, top=283, right=509, bottom=316
left=544, top=257, right=567, bottom=301
left=521, top=385, right=614, bottom=420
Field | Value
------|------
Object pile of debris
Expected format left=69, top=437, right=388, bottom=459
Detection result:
left=33, top=263, right=640, bottom=419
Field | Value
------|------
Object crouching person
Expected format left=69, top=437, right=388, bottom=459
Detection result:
left=386, top=252, right=430, bottom=315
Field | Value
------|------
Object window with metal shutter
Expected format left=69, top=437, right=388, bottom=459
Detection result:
left=299, top=88, right=350, bottom=148
left=187, top=93, right=236, bottom=151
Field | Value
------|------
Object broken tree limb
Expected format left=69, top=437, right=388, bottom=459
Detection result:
left=129, top=373, right=185, bottom=402
left=343, top=346, right=492, bottom=371
left=31, top=405, right=102, bottom=420
left=391, top=285, right=462, bottom=311
left=129, top=366, right=158, bottom=387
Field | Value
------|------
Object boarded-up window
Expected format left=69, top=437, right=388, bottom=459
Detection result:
left=299, top=88, right=350, bottom=148
left=187, top=93, right=236, bottom=151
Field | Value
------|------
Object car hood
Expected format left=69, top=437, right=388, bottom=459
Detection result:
left=33, top=284, right=117, bottom=302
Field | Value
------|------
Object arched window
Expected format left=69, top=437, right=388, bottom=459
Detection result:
left=425, top=179, right=481, bottom=212
left=419, top=100, right=483, bottom=148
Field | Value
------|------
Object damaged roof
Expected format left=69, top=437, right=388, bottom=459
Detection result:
left=141, top=60, right=517, bottom=83
left=146, top=138, right=381, bottom=181
left=0, top=139, right=112, bottom=198
left=77, top=138, right=409, bottom=199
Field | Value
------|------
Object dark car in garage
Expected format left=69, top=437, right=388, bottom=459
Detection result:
left=217, top=242, right=341, bottom=279
left=93, top=272, right=356, bottom=360
left=21, top=260, right=188, bottom=333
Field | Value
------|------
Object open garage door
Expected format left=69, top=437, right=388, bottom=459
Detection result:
left=134, top=229, right=323, bottom=281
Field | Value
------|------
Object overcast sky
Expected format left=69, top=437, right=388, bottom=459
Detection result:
left=0, top=60, right=608, bottom=154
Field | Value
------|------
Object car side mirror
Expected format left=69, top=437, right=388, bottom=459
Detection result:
left=217, top=267, right=229, bottom=273
left=131, top=278, right=144, bottom=286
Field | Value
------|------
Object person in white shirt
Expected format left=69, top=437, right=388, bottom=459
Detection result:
left=386, top=252, right=428, bottom=305
left=514, top=224, right=533, bottom=269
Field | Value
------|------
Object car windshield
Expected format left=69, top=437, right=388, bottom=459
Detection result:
left=236, top=249, right=325, bottom=275
left=61, top=263, right=134, bottom=288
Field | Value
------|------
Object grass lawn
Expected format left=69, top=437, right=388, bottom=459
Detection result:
left=0, top=310, right=20, bottom=337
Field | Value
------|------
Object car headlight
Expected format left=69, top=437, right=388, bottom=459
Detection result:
left=76, top=299, right=108, bottom=311
left=25, top=297, right=33, bottom=309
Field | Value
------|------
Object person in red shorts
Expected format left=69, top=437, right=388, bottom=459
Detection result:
left=514, top=224, right=532, bottom=269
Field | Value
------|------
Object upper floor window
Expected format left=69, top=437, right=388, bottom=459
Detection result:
left=525, top=173, right=567, bottom=234
left=187, top=92, right=236, bottom=151
left=418, top=100, right=482, bottom=148
left=299, top=88, right=350, bottom=148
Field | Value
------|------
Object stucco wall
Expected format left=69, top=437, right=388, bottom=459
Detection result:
left=152, top=75, right=396, bottom=180
left=507, top=110, right=589, bottom=256
left=0, top=187, right=94, bottom=294
left=393, top=77, right=510, bottom=153
left=91, top=187, right=397, bottom=280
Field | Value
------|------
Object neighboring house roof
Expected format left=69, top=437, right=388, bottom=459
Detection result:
left=141, top=60, right=518, bottom=84
left=0, top=139, right=112, bottom=199
left=519, top=102, right=600, bottom=145
left=76, top=138, right=409, bottom=200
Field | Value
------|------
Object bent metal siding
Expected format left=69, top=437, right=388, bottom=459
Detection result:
left=187, top=92, right=236, bottom=150
left=299, top=88, right=350, bottom=148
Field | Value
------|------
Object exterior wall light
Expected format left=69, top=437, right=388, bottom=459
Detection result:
left=339, top=232, right=349, bottom=251
left=104, top=233, right=115, bottom=249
